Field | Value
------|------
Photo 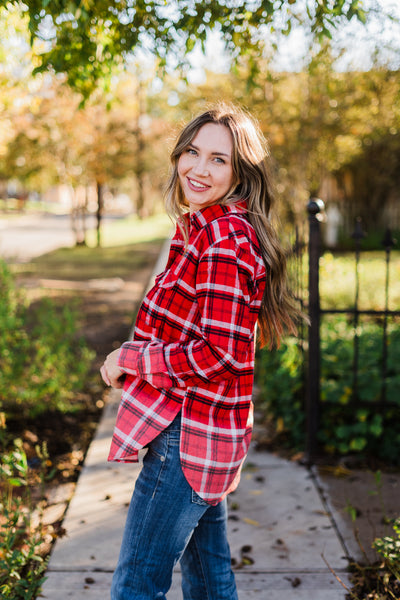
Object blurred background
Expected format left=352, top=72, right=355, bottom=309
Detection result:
left=1, top=3, right=400, bottom=598
left=1, top=0, right=399, bottom=252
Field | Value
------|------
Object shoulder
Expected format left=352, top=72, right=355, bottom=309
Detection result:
left=199, top=212, right=260, bottom=256
left=195, top=215, right=265, bottom=282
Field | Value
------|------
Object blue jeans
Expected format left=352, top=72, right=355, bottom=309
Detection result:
left=111, top=414, right=238, bottom=600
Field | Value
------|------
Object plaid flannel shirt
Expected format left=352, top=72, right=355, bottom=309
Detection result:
left=108, top=202, right=266, bottom=504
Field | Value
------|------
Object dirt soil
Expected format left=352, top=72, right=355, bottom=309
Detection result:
left=317, top=463, right=400, bottom=563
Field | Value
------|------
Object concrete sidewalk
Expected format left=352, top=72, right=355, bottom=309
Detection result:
left=39, top=238, right=354, bottom=599
left=40, top=396, right=352, bottom=599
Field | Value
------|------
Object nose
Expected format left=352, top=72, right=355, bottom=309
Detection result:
left=192, top=158, right=209, bottom=177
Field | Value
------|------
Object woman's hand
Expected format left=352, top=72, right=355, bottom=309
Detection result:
left=100, top=348, right=125, bottom=389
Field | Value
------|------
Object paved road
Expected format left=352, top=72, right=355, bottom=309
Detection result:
left=0, top=212, right=104, bottom=262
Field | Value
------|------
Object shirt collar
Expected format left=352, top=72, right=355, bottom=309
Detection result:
left=187, top=201, right=248, bottom=233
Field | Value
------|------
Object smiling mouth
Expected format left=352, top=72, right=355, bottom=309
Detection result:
left=187, top=177, right=210, bottom=191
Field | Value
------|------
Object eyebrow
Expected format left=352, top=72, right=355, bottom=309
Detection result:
left=189, top=143, right=231, bottom=158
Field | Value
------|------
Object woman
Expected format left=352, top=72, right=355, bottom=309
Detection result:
left=101, top=104, right=300, bottom=600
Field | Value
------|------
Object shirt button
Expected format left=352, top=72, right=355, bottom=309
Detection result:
left=160, top=456, right=165, bottom=462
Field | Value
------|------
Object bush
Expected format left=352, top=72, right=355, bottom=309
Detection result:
left=0, top=436, right=49, bottom=599
left=373, top=518, right=400, bottom=584
left=0, top=260, right=95, bottom=419
left=255, top=337, right=306, bottom=448
left=0, top=259, right=96, bottom=599
left=256, top=316, right=400, bottom=463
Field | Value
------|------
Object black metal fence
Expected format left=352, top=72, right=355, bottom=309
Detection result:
left=302, top=199, right=400, bottom=462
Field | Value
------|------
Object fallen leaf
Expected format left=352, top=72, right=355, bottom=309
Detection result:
left=243, top=517, right=260, bottom=527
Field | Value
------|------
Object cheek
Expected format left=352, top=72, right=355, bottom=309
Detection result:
left=219, top=168, right=235, bottom=191
left=177, top=155, right=189, bottom=177
left=177, top=159, right=186, bottom=188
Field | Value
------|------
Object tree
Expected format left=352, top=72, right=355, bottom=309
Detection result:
left=151, top=44, right=400, bottom=230
left=2, top=0, right=367, bottom=98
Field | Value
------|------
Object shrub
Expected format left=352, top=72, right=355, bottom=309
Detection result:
left=373, top=518, right=400, bottom=584
left=0, top=259, right=96, bottom=598
left=256, top=316, right=400, bottom=463
left=0, top=436, right=48, bottom=599
left=0, top=260, right=95, bottom=419
left=255, top=337, right=305, bottom=448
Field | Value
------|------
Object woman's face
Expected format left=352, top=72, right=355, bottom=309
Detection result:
left=177, top=122, right=235, bottom=214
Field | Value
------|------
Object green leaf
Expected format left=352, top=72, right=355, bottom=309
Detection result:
left=349, top=437, right=367, bottom=451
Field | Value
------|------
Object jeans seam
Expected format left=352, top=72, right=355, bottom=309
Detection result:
left=127, top=479, right=155, bottom=573
left=151, top=441, right=168, bottom=499
left=189, top=533, right=210, bottom=600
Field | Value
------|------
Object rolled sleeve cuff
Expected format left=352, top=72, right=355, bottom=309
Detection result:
left=118, top=341, right=169, bottom=379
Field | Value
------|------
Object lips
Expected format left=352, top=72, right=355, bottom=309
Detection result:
left=187, top=177, right=210, bottom=191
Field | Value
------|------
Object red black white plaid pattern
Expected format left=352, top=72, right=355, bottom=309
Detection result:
left=108, top=202, right=266, bottom=504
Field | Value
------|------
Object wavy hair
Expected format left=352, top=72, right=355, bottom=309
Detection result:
left=164, top=103, right=302, bottom=348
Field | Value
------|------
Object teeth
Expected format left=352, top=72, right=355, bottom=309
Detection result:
left=189, top=178, right=207, bottom=189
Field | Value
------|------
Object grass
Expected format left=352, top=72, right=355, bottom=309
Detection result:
left=319, top=251, right=400, bottom=312
left=85, top=212, right=172, bottom=248
left=291, top=250, right=400, bottom=312
left=10, top=213, right=172, bottom=282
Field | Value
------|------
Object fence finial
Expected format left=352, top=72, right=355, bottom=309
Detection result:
left=307, top=198, right=325, bottom=218
left=351, top=217, right=366, bottom=243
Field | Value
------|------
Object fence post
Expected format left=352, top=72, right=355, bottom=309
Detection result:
left=306, top=198, right=325, bottom=463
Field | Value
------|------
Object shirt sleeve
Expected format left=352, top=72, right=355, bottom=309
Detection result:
left=117, top=236, right=263, bottom=389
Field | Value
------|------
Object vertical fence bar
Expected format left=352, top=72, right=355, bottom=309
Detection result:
left=351, top=218, right=365, bottom=404
left=296, top=224, right=308, bottom=402
left=381, top=228, right=396, bottom=405
left=306, top=198, right=324, bottom=463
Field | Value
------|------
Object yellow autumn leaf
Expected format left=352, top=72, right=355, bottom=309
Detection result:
left=243, top=517, right=260, bottom=527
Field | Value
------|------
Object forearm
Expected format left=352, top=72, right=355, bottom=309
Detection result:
left=118, top=336, right=251, bottom=389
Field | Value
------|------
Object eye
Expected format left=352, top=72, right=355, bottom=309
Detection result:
left=186, top=147, right=197, bottom=155
left=213, top=157, right=225, bottom=164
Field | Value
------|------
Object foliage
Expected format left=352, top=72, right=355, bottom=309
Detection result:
left=319, top=317, right=400, bottom=460
left=373, top=518, right=400, bottom=583
left=348, top=516, right=400, bottom=600
left=0, top=434, right=49, bottom=599
left=334, top=97, right=400, bottom=231
left=160, top=52, right=400, bottom=229
left=2, top=0, right=367, bottom=97
left=0, top=259, right=95, bottom=419
left=0, top=258, right=97, bottom=596
left=256, top=316, right=400, bottom=463
left=256, top=336, right=306, bottom=448
left=0, top=7, right=171, bottom=232
left=2, top=74, right=162, bottom=192
left=1, top=3, right=399, bottom=230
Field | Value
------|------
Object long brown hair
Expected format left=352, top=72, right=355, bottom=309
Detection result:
left=165, top=103, right=302, bottom=348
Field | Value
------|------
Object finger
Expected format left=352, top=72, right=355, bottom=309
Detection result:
left=100, top=365, right=111, bottom=386
left=109, top=372, right=125, bottom=389
left=111, top=379, right=124, bottom=389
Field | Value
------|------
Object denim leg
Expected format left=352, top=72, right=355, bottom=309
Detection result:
left=111, top=416, right=211, bottom=600
left=180, top=497, right=238, bottom=600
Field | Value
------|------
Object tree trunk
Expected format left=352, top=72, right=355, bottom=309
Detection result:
left=96, top=181, right=104, bottom=247
left=70, top=186, right=83, bottom=246
left=71, top=186, right=88, bottom=246
left=136, top=81, right=146, bottom=219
